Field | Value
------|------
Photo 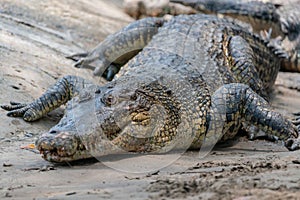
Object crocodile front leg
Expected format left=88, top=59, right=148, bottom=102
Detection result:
left=1, top=75, right=93, bottom=121
left=68, top=17, right=166, bottom=80
left=205, top=83, right=299, bottom=151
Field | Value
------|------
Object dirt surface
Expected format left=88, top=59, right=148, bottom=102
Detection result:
left=0, top=0, right=300, bottom=199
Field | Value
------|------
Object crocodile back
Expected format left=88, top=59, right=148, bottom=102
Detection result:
left=119, top=14, right=282, bottom=96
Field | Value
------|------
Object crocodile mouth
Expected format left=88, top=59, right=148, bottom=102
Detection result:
left=36, top=131, right=92, bottom=162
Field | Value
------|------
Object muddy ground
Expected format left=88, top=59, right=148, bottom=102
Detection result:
left=0, top=0, right=300, bottom=199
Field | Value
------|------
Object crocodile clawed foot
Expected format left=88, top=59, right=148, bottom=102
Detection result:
left=260, top=30, right=289, bottom=59
left=243, top=124, right=278, bottom=142
left=67, top=52, right=117, bottom=80
left=1, top=101, right=29, bottom=118
left=66, top=53, right=97, bottom=70
left=269, top=37, right=289, bottom=59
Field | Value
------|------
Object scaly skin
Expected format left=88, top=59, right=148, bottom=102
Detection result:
left=2, top=14, right=300, bottom=162
left=170, top=0, right=300, bottom=72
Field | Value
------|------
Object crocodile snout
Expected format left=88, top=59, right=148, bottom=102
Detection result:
left=35, top=130, right=86, bottom=162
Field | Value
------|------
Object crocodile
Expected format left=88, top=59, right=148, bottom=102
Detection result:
left=2, top=14, right=300, bottom=162
left=123, top=0, right=300, bottom=72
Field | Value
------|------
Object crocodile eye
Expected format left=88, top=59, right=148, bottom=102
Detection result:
left=102, top=92, right=117, bottom=106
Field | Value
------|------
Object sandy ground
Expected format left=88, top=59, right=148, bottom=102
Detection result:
left=0, top=0, right=300, bottom=199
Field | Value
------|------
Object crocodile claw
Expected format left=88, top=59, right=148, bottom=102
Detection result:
left=73, top=59, right=85, bottom=68
left=260, top=28, right=273, bottom=42
left=293, top=119, right=300, bottom=126
left=292, top=112, right=300, bottom=126
left=66, top=53, right=96, bottom=70
left=1, top=101, right=27, bottom=111
left=1, top=101, right=29, bottom=118
left=244, top=124, right=278, bottom=141
left=66, top=52, right=89, bottom=62
left=286, top=112, right=300, bottom=151
left=293, top=112, right=300, bottom=116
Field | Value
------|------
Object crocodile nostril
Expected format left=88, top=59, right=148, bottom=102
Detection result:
left=49, top=130, right=57, bottom=134
left=95, top=88, right=101, bottom=94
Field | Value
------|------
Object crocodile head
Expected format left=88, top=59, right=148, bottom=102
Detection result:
left=35, top=76, right=185, bottom=162
left=35, top=84, right=100, bottom=162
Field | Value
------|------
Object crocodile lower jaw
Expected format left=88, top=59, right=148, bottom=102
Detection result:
left=40, top=149, right=92, bottom=162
